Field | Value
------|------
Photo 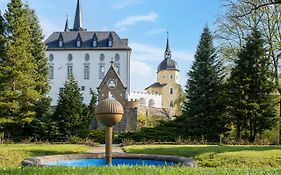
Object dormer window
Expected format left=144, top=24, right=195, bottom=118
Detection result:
left=59, top=40, right=63, bottom=47
left=92, top=33, right=98, bottom=47
left=108, top=33, right=113, bottom=47
left=77, top=40, right=81, bottom=47
left=76, top=33, right=82, bottom=47
left=58, top=33, right=63, bottom=48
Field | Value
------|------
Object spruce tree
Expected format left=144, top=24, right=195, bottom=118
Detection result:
left=0, top=11, right=6, bottom=60
left=0, top=0, right=40, bottom=128
left=25, top=5, right=49, bottom=96
left=227, top=30, right=276, bottom=141
left=182, top=26, right=227, bottom=141
left=52, top=76, right=84, bottom=136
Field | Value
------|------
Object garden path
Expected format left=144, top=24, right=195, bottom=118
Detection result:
left=87, top=144, right=124, bottom=153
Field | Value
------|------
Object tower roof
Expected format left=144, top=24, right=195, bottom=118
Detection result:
left=64, top=15, right=69, bottom=32
left=157, top=34, right=179, bottom=73
left=73, top=0, right=85, bottom=31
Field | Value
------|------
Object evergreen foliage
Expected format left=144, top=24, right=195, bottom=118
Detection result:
left=52, top=76, right=85, bottom=136
left=227, top=29, right=277, bottom=141
left=25, top=5, right=49, bottom=96
left=0, top=0, right=40, bottom=126
left=88, top=90, right=98, bottom=130
left=182, top=26, right=227, bottom=141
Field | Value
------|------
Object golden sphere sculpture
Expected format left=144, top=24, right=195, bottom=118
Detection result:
left=95, top=98, right=124, bottom=164
left=96, top=98, right=124, bottom=127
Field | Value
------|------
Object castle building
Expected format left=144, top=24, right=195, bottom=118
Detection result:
left=145, top=36, right=181, bottom=109
left=45, top=0, right=131, bottom=105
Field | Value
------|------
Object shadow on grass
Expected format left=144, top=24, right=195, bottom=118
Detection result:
left=126, top=145, right=281, bottom=158
left=27, top=150, right=84, bottom=157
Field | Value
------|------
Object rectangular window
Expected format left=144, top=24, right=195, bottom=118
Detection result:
left=67, top=65, right=73, bottom=79
left=93, top=40, right=97, bottom=47
left=77, top=40, right=81, bottom=47
left=99, top=66, right=105, bottom=79
left=170, top=101, right=174, bottom=107
left=48, top=66, right=54, bottom=79
left=84, top=65, right=90, bottom=79
left=170, top=75, right=173, bottom=79
left=59, top=40, right=63, bottom=47
left=108, top=40, right=112, bottom=47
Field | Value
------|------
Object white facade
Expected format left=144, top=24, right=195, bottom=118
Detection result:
left=47, top=50, right=130, bottom=105
left=129, top=91, right=162, bottom=108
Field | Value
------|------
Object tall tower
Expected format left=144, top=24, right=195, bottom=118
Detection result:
left=146, top=33, right=181, bottom=108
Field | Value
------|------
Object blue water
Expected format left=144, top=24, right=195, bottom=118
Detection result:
left=47, top=159, right=175, bottom=166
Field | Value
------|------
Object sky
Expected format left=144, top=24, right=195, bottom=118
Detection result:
left=0, top=0, right=223, bottom=91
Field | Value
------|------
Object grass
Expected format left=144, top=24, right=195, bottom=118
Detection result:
left=0, top=167, right=280, bottom=175
left=124, top=145, right=281, bottom=168
left=0, top=144, right=91, bottom=168
left=0, top=144, right=281, bottom=174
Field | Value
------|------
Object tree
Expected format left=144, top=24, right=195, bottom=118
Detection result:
left=216, top=0, right=281, bottom=143
left=25, top=5, right=49, bottom=96
left=88, top=90, right=98, bottom=130
left=52, top=76, right=85, bottom=136
left=182, top=26, right=227, bottom=141
left=0, top=0, right=40, bottom=135
left=227, top=30, right=277, bottom=141
left=0, top=11, right=6, bottom=60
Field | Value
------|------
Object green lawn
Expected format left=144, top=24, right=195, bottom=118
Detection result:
left=0, top=144, right=281, bottom=175
left=124, top=145, right=281, bottom=168
left=0, top=144, right=91, bottom=168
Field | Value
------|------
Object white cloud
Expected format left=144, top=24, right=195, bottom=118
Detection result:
left=130, top=60, right=155, bottom=91
left=115, top=11, right=158, bottom=29
left=131, top=60, right=154, bottom=77
left=112, top=0, right=145, bottom=9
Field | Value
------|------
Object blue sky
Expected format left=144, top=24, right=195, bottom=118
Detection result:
left=0, top=0, right=222, bottom=91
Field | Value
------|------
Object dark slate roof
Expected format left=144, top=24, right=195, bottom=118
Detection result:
left=145, top=82, right=167, bottom=90
left=45, top=31, right=131, bottom=50
left=157, top=58, right=179, bottom=73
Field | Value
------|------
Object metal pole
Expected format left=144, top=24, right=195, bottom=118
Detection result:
left=105, top=126, right=112, bottom=164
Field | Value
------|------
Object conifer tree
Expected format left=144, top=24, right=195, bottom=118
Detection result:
left=52, top=76, right=84, bottom=136
left=227, top=29, right=276, bottom=141
left=0, top=0, right=40, bottom=127
left=25, top=5, right=49, bottom=96
left=182, top=26, right=227, bottom=141
left=0, top=11, right=6, bottom=60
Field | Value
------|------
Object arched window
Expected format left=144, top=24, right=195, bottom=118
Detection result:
left=170, top=75, right=173, bottom=79
left=100, top=53, right=105, bottom=62
left=170, top=88, right=174, bottom=95
left=139, top=98, right=146, bottom=106
left=115, top=53, right=120, bottom=62
left=68, top=54, right=73, bottom=62
left=49, top=54, right=54, bottom=61
left=148, top=99, right=155, bottom=107
left=85, top=53, right=90, bottom=61
left=48, top=66, right=54, bottom=79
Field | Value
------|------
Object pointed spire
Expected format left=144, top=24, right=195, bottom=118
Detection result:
left=164, top=31, right=171, bottom=59
left=64, top=15, right=69, bottom=32
left=73, top=0, right=85, bottom=31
